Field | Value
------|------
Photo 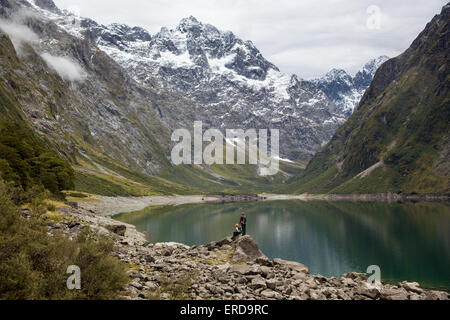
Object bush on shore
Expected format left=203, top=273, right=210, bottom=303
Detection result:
left=0, top=182, right=128, bottom=300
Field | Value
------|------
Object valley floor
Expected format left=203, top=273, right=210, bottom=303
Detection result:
left=74, top=193, right=450, bottom=216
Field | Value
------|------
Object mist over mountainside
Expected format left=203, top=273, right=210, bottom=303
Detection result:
left=291, top=3, right=449, bottom=194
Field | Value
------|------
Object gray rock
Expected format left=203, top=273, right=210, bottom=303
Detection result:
left=232, top=236, right=267, bottom=263
left=249, top=276, right=267, bottom=290
left=273, top=258, right=309, bottom=273
left=260, top=289, right=276, bottom=299
left=380, top=287, right=409, bottom=300
left=228, top=264, right=252, bottom=275
left=424, top=290, right=450, bottom=300
left=357, top=286, right=380, bottom=300
left=266, top=279, right=277, bottom=290
left=399, top=281, right=424, bottom=294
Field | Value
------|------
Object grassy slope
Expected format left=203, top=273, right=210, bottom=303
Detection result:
left=72, top=147, right=305, bottom=196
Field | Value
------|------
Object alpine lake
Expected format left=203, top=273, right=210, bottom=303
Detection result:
left=114, top=200, right=450, bottom=291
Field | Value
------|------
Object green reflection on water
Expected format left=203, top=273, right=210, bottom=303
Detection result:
left=115, top=201, right=450, bottom=290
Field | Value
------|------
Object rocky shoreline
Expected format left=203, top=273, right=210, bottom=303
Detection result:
left=54, top=202, right=449, bottom=300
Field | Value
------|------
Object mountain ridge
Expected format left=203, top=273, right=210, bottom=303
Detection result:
left=313, top=56, right=390, bottom=115
left=290, top=3, right=449, bottom=194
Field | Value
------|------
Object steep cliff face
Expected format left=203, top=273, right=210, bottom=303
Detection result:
left=0, top=0, right=191, bottom=177
left=25, top=0, right=351, bottom=161
left=291, top=4, right=449, bottom=194
left=0, top=0, right=308, bottom=195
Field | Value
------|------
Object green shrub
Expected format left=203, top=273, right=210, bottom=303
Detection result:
left=0, top=182, right=128, bottom=300
left=0, top=119, right=74, bottom=198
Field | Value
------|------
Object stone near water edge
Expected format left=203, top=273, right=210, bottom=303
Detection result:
left=399, top=281, right=424, bottom=294
left=255, top=256, right=273, bottom=267
left=380, top=287, right=409, bottom=300
left=357, top=285, right=380, bottom=300
left=231, top=235, right=267, bottom=263
left=273, top=258, right=309, bottom=274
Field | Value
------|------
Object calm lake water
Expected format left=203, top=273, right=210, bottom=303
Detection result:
left=114, top=201, right=450, bottom=290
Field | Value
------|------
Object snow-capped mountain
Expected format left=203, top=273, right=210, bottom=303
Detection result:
left=313, top=56, right=389, bottom=115
left=87, top=15, right=349, bottom=160
left=24, top=0, right=352, bottom=161
left=21, top=0, right=388, bottom=162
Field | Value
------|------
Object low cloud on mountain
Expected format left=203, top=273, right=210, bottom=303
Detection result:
left=40, top=52, right=86, bottom=81
left=0, top=19, right=39, bottom=53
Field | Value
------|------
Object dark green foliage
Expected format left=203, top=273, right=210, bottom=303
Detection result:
left=0, top=119, right=74, bottom=196
left=0, top=182, right=128, bottom=300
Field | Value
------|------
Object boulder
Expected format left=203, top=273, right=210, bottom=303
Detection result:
left=255, top=256, right=273, bottom=267
left=357, top=286, right=380, bottom=300
left=259, top=266, right=272, bottom=278
left=215, top=237, right=233, bottom=247
left=260, top=289, right=276, bottom=299
left=249, top=276, right=266, bottom=290
left=266, top=279, right=277, bottom=290
left=228, top=264, right=253, bottom=275
left=273, top=258, right=309, bottom=273
left=399, top=281, right=423, bottom=294
left=424, top=290, right=450, bottom=300
left=380, top=287, right=409, bottom=300
left=231, top=236, right=267, bottom=263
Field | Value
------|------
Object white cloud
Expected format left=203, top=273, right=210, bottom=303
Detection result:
left=0, top=19, right=39, bottom=53
left=53, top=0, right=448, bottom=78
left=41, top=53, right=86, bottom=81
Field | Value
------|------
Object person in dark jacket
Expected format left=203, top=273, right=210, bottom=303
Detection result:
left=240, top=213, right=247, bottom=236
left=232, top=223, right=242, bottom=240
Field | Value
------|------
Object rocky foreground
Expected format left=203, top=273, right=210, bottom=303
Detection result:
left=54, top=203, right=449, bottom=301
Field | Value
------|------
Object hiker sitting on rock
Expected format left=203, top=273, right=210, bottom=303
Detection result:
left=240, top=213, right=247, bottom=236
left=232, top=223, right=242, bottom=240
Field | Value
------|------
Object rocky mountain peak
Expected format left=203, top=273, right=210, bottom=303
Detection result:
left=314, top=56, right=389, bottom=114
left=15, top=0, right=351, bottom=161
left=31, top=0, right=59, bottom=14
left=177, top=15, right=202, bottom=31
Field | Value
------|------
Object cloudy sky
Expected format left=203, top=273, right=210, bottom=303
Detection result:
left=53, top=0, right=447, bottom=79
